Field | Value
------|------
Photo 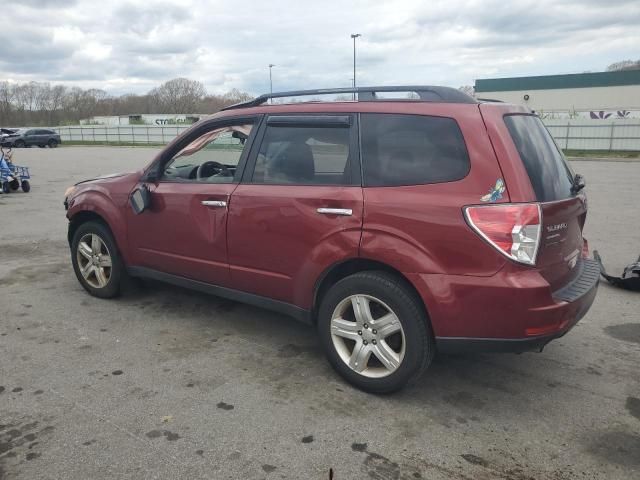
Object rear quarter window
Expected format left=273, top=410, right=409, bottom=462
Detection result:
left=504, top=114, right=574, bottom=202
left=361, top=113, right=470, bottom=187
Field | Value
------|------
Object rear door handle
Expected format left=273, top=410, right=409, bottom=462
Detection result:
left=317, top=207, right=352, bottom=216
left=201, top=200, right=227, bottom=208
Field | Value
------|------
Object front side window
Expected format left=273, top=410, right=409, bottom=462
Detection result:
left=161, top=124, right=253, bottom=183
left=361, top=114, right=470, bottom=187
left=251, top=125, right=351, bottom=185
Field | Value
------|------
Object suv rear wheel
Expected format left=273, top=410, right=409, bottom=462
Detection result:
left=71, top=221, right=123, bottom=298
left=48, top=139, right=58, bottom=148
left=318, top=271, right=434, bottom=393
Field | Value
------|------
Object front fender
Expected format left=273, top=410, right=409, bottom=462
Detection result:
left=67, top=188, right=130, bottom=263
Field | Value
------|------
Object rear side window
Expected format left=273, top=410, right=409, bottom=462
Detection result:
left=504, top=115, right=574, bottom=202
left=252, top=125, right=351, bottom=185
left=361, top=114, right=470, bottom=187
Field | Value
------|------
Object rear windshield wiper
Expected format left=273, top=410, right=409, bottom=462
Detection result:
left=571, top=173, right=585, bottom=194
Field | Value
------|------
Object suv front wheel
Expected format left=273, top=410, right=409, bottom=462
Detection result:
left=318, top=271, right=434, bottom=393
left=71, top=221, right=123, bottom=298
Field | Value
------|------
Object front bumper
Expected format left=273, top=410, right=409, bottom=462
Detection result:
left=408, top=258, right=600, bottom=353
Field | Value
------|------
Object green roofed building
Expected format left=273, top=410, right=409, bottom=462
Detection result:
left=474, top=70, right=640, bottom=119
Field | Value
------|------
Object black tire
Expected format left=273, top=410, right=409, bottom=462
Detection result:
left=21, top=180, right=30, bottom=193
left=2, top=181, right=9, bottom=193
left=71, top=221, right=124, bottom=299
left=317, top=271, right=435, bottom=393
left=14, top=140, right=25, bottom=148
left=48, top=139, right=58, bottom=148
left=9, top=179, right=19, bottom=191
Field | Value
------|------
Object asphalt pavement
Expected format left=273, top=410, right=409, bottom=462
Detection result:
left=1, top=147, right=639, bottom=479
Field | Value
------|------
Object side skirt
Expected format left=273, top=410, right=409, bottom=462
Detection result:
left=127, top=266, right=313, bottom=325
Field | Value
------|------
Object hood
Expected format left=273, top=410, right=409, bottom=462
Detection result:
left=75, top=171, right=134, bottom=185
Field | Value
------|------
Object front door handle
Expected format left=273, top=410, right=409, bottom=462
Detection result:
left=201, top=200, right=227, bottom=208
left=317, top=207, right=352, bottom=216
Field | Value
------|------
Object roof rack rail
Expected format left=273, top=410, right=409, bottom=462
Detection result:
left=221, top=85, right=476, bottom=111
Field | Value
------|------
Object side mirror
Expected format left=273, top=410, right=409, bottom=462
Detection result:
left=130, top=184, right=152, bottom=215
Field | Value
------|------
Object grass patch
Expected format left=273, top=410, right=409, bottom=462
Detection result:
left=61, top=140, right=243, bottom=149
left=61, top=140, right=165, bottom=147
left=563, top=149, right=640, bottom=158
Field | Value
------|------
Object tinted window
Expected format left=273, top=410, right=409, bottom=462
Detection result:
left=252, top=125, right=351, bottom=185
left=504, top=115, right=574, bottom=202
left=361, top=114, right=469, bottom=187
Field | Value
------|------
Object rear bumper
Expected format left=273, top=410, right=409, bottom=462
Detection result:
left=408, top=258, right=600, bottom=353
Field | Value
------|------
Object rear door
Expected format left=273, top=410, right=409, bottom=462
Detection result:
left=481, top=104, right=586, bottom=290
left=227, top=114, right=363, bottom=308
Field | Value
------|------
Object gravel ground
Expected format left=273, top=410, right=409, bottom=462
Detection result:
left=0, top=146, right=639, bottom=480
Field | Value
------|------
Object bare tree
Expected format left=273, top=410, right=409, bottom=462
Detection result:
left=0, top=78, right=251, bottom=126
left=150, top=78, right=206, bottom=113
left=606, top=60, right=640, bottom=71
left=458, top=85, right=475, bottom=97
left=0, top=81, right=15, bottom=125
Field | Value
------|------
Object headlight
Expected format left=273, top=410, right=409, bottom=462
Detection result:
left=64, top=186, right=76, bottom=198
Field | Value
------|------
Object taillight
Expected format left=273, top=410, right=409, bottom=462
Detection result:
left=464, top=203, right=542, bottom=266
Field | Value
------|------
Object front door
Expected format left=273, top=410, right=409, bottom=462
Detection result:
left=128, top=118, right=259, bottom=286
left=227, top=115, right=363, bottom=308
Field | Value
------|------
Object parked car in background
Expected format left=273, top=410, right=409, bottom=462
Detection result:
left=1, top=128, right=61, bottom=148
left=63, top=85, right=599, bottom=393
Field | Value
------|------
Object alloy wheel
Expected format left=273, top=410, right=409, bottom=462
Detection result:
left=76, top=233, right=113, bottom=289
left=330, top=294, right=406, bottom=378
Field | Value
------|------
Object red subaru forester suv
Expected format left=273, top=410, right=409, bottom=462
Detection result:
left=64, top=86, right=599, bottom=393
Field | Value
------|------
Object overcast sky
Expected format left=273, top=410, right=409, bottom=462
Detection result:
left=2, top=0, right=639, bottom=96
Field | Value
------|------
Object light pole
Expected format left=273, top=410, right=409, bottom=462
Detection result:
left=350, top=34, right=361, bottom=100
left=268, top=64, right=275, bottom=103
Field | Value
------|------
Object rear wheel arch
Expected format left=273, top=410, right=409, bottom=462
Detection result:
left=312, top=258, right=431, bottom=326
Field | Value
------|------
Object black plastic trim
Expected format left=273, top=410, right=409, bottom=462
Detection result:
left=127, top=266, right=312, bottom=325
left=266, top=115, right=352, bottom=127
left=436, top=335, right=557, bottom=354
left=552, top=258, right=600, bottom=302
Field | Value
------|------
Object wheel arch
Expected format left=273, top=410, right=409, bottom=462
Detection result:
left=67, top=210, right=110, bottom=246
left=312, top=258, right=432, bottom=327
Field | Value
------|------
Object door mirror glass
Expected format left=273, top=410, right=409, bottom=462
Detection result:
left=130, top=184, right=151, bottom=214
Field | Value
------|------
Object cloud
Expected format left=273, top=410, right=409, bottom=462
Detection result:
left=0, top=0, right=639, bottom=95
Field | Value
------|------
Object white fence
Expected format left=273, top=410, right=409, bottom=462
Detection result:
left=544, top=119, right=640, bottom=151
left=53, top=125, right=191, bottom=144
left=52, top=120, right=640, bottom=151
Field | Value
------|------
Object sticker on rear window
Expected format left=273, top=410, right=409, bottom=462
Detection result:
left=481, top=178, right=505, bottom=202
